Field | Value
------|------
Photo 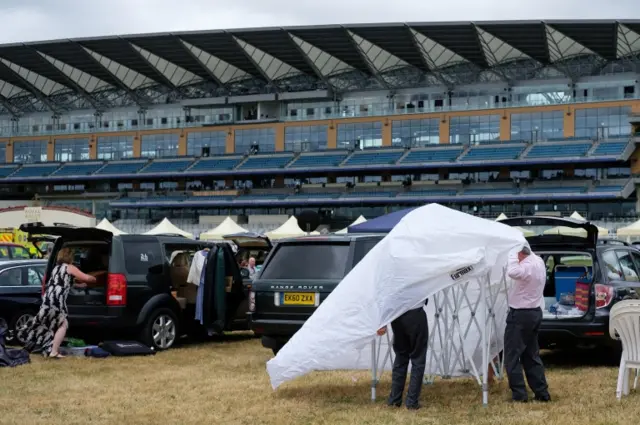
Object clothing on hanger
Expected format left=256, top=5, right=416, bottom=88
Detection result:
left=187, top=249, right=208, bottom=286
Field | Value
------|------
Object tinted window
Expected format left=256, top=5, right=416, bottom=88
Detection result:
left=616, top=250, right=640, bottom=282
left=0, top=268, right=22, bottom=286
left=0, top=246, right=9, bottom=259
left=602, top=250, right=624, bottom=280
left=27, top=265, right=45, bottom=286
left=353, top=239, right=382, bottom=266
left=10, top=246, right=30, bottom=259
left=260, top=243, right=350, bottom=280
left=123, top=241, right=163, bottom=275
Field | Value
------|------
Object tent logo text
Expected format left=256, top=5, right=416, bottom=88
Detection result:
left=450, top=265, right=474, bottom=281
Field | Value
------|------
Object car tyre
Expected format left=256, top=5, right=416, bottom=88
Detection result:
left=139, top=308, right=179, bottom=351
left=8, top=310, right=35, bottom=345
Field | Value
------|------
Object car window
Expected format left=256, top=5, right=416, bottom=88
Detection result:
left=0, top=268, right=23, bottom=286
left=616, top=250, right=640, bottom=282
left=0, top=247, right=9, bottom=259
left=10, top=246, right=31, bottom=259
left=602, top=250, right=624, bottom=281
left=123, top=241, right=163, bottom=275
left=260, top=243, right=350, bottom=280
left=353, top=239, right=382, bottom=266
left=27, top=265, right=45, bottom=286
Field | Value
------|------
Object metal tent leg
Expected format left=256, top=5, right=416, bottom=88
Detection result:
left=371, top=340, right=377, bottom=402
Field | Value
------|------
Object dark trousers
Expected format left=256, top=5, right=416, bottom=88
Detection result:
left=504, top=308, right=550, bottom=401
left=388, top=307, right=429, bottom=408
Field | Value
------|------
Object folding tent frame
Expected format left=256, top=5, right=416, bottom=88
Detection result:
left=370, top=268, right=510, bottom=406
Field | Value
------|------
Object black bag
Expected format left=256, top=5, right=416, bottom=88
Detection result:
left=0, top=318, right=30, bottom=367
left=100, top=341, right=155, bottom=356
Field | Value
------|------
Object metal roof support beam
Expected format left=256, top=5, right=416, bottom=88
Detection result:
left=229, top=34, right=278, bottom=92
left=69, top=40, right=149, bottom=107
left=0, top=96, right=21, bottom=117
left=406, top=27, right=453, bottom=90
left=344, top=28, right=390, bottom=90
left=286, top=31, right=333, bottom=91
left=0, top=62, right=60, bottom=113
left=175, top=35, right=227, bottom=92
left=544, top=29, right=577, bottom=82
left=471, top=24, right=510, bottom=83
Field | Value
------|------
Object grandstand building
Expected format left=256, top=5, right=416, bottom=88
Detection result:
left=0, top=21, right=639, bottom=234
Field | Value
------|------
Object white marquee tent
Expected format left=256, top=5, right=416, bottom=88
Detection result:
left=266, top=204, right=527, bottom=405
left=199, top=217, right=248, bottom=240
left=495, top=213, right=508, bottom=221
left=335, top=215, right=367, bottom=234
left=266, top=216, right=319, bottom=240
left=543, top=211, right=609, bottom=238
left=144, top=218, right=194, bottom=239
left=95, top=218, right=127, bottom=235
left=617, top=219, right=640, bottom=238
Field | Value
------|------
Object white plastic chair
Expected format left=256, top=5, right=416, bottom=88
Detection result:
left=609, top=299, right=640, bottom=400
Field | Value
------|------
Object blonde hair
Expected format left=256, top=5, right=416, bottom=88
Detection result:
left=56, top=247, right=74, bottom=265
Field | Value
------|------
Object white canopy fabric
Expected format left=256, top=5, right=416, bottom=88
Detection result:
left=570, top=211, right=585, bottom=221
left=335, top=215, right=367, bottom=234
left=199, top=217, right=248, bottom=240
left=266, top=203, right=527, bottom=404
left=144, top=218, right=194, bottom=239
left=495, top=213, right=508, bottom=221
left=95, top=218, right=127, bottom=235
left=266, top=216, right=319, bottom=240
left=617, top=219, right=640, bottom=237
left=544, top=211, right=609, bottom=238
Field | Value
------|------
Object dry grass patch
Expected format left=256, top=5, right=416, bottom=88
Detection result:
left=0, top=335, right=636, bottom=425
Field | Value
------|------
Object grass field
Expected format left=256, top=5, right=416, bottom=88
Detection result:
left=1, top=334, right=637, bottom=425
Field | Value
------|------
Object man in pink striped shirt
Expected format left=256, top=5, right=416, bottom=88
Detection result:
left=504, top=245, right=551, bottom=403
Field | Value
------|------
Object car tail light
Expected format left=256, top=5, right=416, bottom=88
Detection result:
left=107, top=273, right=127, bottom=306
left=595, top=284, right=614, bottom=309
left=249, top=291, right=256, bottom=312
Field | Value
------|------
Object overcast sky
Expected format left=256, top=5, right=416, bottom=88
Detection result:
left=0, top=0, right=634, bottom=44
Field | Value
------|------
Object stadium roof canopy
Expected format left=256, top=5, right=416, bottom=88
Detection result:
left=0, top=20, right=639, bottom=116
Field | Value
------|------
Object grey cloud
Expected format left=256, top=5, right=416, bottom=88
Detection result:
left=0, top=0, right=636, bottom=43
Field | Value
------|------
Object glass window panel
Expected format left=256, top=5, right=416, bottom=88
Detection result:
left=284, top=125, right=328, bottom=151
left=449, top=115, right=500, bottom=144
left=97, top=135, right=134, bottom=160
left=337, top=121, right=383, bottom=149
left=54, top=138, right=90, bottom=162
left=575, top=106, right=632, bottom=139
left=13, top=139, right=48, bottom=163
left=186, top=131, right=227, bottom=156
left=391, top=118, right=440, bottom=147
left=0, top=142, right=5, bottom=164
left=235, top=128, right=276, bottom=153
left=511, top=110, right=564, bottom=141
left=140, top=133, right=179, bottom=158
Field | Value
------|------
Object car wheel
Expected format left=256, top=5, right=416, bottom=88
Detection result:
left=140, top=308, right=179, bottom=351
left=8, top=311, right=35, bottom=345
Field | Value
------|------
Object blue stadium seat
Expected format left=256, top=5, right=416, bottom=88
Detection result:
left=139, top=160, right=194, bottom=174
left=400, top=148, right=462, bottom=164
left=591, top=185, right=624, bottom=192
left=341, top=191, right=394, bottom=198
left=288, top=192, right=342, bottom=199
left=526, top=186, right=587, bottom=194
left=591, top=142, right=627, bottom=157
left=463, top=188, right=519, bottom=196
left=96, top=162, right=146, bottom=175
left=239, top=155, right=293, bottom=170
left=343, top=150, right=403, bottom=166
left=10, top=164, right=59, bottom=178
left=461, top=145, right=525, bottom=161
left=0, top=166, right=18, bottom=178
left=289, top=154, right=347, bottom=168
left=187, top=195, right=235, bottom=202
left=236, top=193, right=289, bottom=200
left=189, top=157, right=241, bottom=172
left=397, top=189, right=458, bottom=197
left=52, top=163, right=103, bottom=176
left=526, top=143, right=591, bottom=159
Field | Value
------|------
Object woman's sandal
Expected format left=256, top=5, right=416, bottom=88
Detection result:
left=48, top=352, right=66, bottom=359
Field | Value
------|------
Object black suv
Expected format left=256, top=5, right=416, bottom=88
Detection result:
left=20, top=223, right=249, bottom=351
left=501, top=216, right=640, bottom=352
left=248, top=234, right=384, bottom=354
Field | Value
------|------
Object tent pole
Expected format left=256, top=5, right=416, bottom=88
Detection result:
left=481, top=274, right=489, bottom=407
left=371, top=339, right=377, bottom=402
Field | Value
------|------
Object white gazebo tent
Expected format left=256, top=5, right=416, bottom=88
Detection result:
left=144, top=218, right=194, bottom=239
left=95, top=218, right=127, bottom=235
left=495, top=213, right=508, bottom=221
left=543, top=211, right=609, bottom=238
left=335, top=215, right=367, bottom=234
left=616, top=219, right=640, bottom=239
left=266, top=216, right=319, bottom=240
left=199, top=217, right=248, bottom=240
left=266, top=204, right=527, bottom=406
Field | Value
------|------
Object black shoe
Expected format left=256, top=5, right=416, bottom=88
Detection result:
left=406, top=403, right=421, bottom=410
left=534, top=395, right=551, bottom=402
left=387, top=401, right=401, bottom=407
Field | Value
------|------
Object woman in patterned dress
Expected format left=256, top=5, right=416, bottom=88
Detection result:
left=19, top=247, right=97, bottom=358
